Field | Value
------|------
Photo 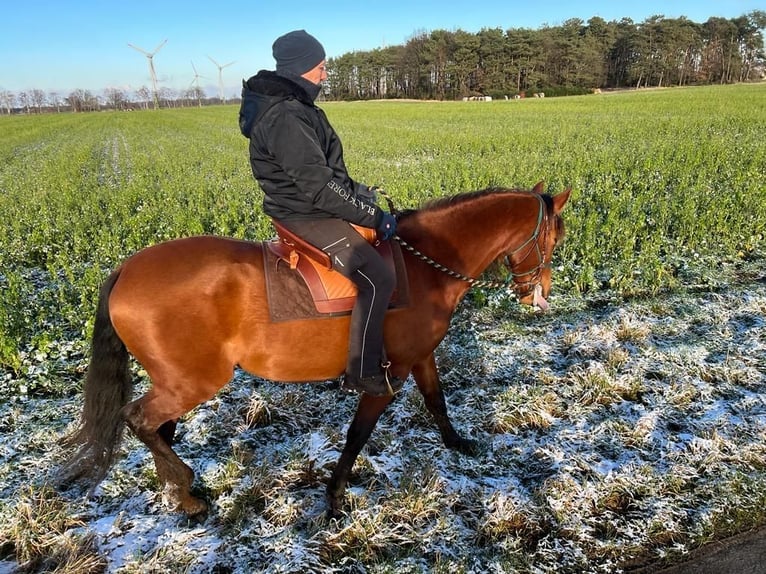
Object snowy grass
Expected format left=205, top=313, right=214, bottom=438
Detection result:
left=1, top=277, right=765, bottom=573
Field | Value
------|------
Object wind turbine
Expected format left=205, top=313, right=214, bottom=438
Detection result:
left=190, top=61, right=206, bottom=107
left=208, top=56, right=235, bottom=104
left=128, top=39, right=167, bottom=109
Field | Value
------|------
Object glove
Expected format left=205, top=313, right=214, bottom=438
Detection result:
left=377, top=211, right=397, bottom=241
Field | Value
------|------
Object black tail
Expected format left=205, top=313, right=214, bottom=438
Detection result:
left=58, top=269, right=131, bottom=489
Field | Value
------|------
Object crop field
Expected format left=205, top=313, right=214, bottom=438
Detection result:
left=0, top=84, right=765, bottom=573
left=1, top=84, right=765, bottom=377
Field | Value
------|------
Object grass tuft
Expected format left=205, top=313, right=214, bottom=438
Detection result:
left=0, top=485, right=104, bottom=573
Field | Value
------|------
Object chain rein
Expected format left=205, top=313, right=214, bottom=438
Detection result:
left=393, top=236, right=512, bottom=289
left=377, top=189, right=549, bottom=294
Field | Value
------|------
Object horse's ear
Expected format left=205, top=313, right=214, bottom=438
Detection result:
left=532, top=181, right=545, bottom=194
left=552, top=188, right=572, bottom=214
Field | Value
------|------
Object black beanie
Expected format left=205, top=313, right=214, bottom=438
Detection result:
left=272, top=30, right=326, bottom=75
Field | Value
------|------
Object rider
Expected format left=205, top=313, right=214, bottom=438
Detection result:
left=238, top=30, right=403, bottom=397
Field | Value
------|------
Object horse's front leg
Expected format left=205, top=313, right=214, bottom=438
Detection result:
left=413, top=353, right=479, bottom=455
left=326, top=393, right=393, bottom=517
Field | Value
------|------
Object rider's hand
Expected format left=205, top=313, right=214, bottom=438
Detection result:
left=377, top=211, right=397, bottom=241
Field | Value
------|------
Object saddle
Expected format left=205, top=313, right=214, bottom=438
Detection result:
left=263, top=220, right=409, bottom=321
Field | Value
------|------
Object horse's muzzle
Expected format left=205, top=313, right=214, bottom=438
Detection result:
left=519, top=283, right=549, bottom=311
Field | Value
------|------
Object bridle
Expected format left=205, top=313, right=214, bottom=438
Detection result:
left=388, top=192, right=553, bottom=299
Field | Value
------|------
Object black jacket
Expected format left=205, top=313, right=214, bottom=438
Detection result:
left=239, top=70, right=381, bottom=227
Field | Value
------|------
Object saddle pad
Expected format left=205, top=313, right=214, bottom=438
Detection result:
left=262, top=239, right=410, bottom=322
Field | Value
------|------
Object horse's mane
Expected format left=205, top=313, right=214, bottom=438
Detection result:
left=396, top=187, right=565, bottom=246
left=396, top=187, right=554, bottom=221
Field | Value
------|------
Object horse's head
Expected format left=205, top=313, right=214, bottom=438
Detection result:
left=507, top=182, right=571, bottom=311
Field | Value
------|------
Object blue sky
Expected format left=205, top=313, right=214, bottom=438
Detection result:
left=1, top=0, right=761, bottom=95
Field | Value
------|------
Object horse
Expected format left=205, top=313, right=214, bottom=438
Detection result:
left=59, top=182, right=571, bottom=517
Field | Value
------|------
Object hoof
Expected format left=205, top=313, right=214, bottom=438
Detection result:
left=162, top=484, right=208, bottom=517
left=448, top=437, right=481, bottom=456
left=182, top=496, right=209, bottom=519
left=325, top=492, right=344, bottom=519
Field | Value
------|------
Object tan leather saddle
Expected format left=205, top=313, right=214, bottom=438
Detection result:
left=264, top=220, right=406, bottom=315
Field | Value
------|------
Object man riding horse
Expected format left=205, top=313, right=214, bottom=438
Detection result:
left=239, top=30, right=402, bottom=397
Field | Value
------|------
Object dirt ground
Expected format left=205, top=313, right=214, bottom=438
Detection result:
left=631, top=525, right=766, bottom=574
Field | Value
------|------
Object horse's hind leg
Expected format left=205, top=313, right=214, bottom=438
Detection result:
left=122, top=392, right=207, bottom=516
left=413, top=353, right=479, bottom=454
left=158, top=419, right=178, bottom=446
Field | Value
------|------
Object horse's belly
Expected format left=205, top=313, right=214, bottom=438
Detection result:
left=237, top=317, right=352, bottom=383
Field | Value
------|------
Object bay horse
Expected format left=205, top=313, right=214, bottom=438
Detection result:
left=59, top=182, right=570, bottom=517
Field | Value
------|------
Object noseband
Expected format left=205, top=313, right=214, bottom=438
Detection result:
left=392, top=193, right=553, bottom=299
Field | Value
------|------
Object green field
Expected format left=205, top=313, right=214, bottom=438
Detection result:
left=1, top=83, right=766, bottom=573
left=1, top=83, right=765, bottom=389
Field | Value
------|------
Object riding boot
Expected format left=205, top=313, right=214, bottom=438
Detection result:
left=341, top=360, right=405, bottom=397
left=340, top=260, right=401, bottom=395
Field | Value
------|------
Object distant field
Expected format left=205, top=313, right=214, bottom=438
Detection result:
left=0, top=83, right=765, bottom=383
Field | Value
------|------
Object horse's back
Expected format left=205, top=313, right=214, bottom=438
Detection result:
left=121, top=235, right=262, bottom=276
left=111, top=236, right=265, bottom=309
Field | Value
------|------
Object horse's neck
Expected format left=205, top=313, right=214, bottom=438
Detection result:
left=405, top=192, right=535, bottom=280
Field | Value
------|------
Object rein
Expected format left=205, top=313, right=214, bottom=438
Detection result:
left=379, top=189, right=550, bottom=295
left=393, top=235, right=520, bottom=290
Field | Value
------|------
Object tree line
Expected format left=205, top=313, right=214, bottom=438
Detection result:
left=2, top=11, right=764, bottom=113
left=324, top=12, right=766, bottom=100
left=0, top=85, right=228, bottom=114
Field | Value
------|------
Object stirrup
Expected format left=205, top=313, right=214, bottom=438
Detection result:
left=380, top=361, right=405, bottom=395
left=341, top=362, right=404, bottom=397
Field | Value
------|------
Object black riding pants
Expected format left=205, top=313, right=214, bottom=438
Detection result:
left=279, top=218, right=395, bottom=379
